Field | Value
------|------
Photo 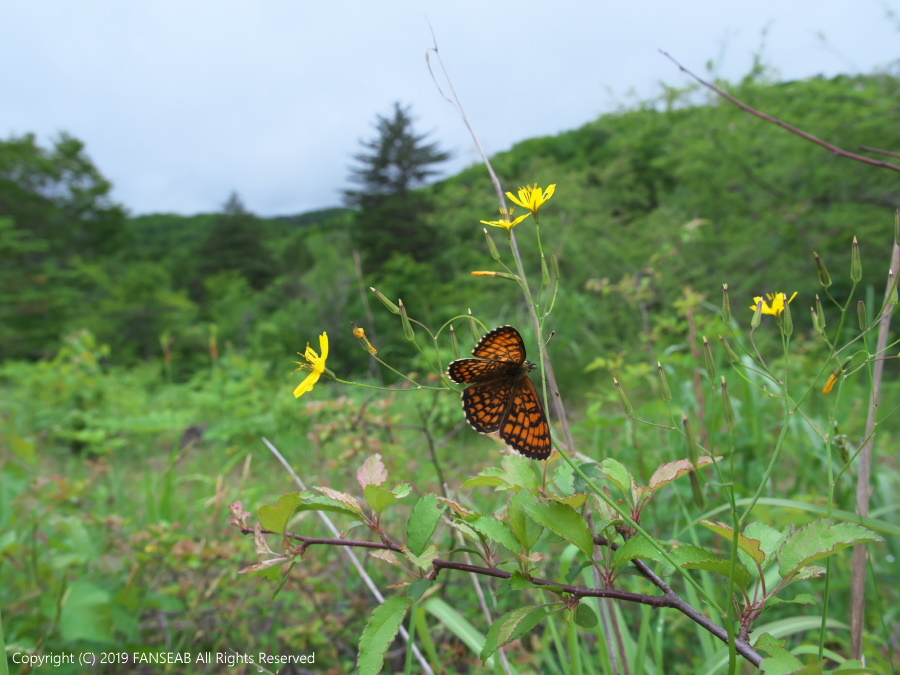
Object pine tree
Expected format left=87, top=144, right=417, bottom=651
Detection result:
left=344, top=103, right=451, bottom=266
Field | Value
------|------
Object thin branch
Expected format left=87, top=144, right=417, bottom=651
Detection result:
left=260, top=438, right=434, bottom=675
left=242, top=526, right=763, bottom=667
left=660, top=51, right=900, bottom=173
left=859, top=145, right=900, bottom=160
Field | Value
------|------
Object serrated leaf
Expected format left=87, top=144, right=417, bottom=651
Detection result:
left=407, top=578, right=432, bottom=601
left=500, top=454, right=540, bottom=491
left=765, top=592, right=817, bottom=607
left=369, top=549, right=401, bottom=566
left=599, top=458, right=632, bottom=493
left=314, top=486, right=363, bottom=513
left=407, top=494, right=444, bottom=556
left=574, top=602, right=598, bottom=628
left=258, top=492, right=303, bottom=532
left=671, top=544, right=753, bottom=589
left=357, top=596, right=414, bottom=675
left=357, top=453, right=388, bottom=488
left=649, top=456, right=720, bottom=491
left=777, top=519, right=883, bottom=579
left=402, top=543, right=439, bottom=571
left=508, top=490, right=542, bottom=550
left=294, top=494, right=367, bottom=522
left=364, top=485, right=398, bottom=514
left=554, top=494, right=588, bottom=510
left=461, top=475, right=508, bottom=488
left=611, top=535, right=669, bottom=571
left=437, top=497, right=477, bottom=518
left=524, top=501, right=594, bottom=557
left=480, top=606, right=550, bottom=661
left=572, top=461, right=606, bottom=494
left=469, top=516, right=520, bottom=555
left=699, top=519, right=766, bottom=565
left=744, top=521, right=790, bottom=567
left=754, top=632, right=804, bottom=674
left=508, top=571, right=538, bottom=591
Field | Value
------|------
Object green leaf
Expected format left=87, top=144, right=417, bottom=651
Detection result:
left=59, top=581, right=116, bottom=644
left=294, top=494, right=366, bottom=522
left=699, top=519, right=766, bottom=565
left=611, top=535, right=671, bottom=572
left=257, top=492, right=303, bottom=532
left=461, top=474, right=508, bottom=488
left=364, top=484, right=409, bottom=515
left=524, top=501, right=594, bottom=557
left=468, top=516, right=520, bottom=555
left=407, top=578, right=432, bottom=602
left=777, top=519, right=883, bottom=579
left=574, top=602, right=598, bottom=628
left=572, top=461, right=606, bottom=494
left=743, top=521, right=790, bottom=567
left=480, top=606, right=551, bottom=661
left=402, top=543, right=440, bottom=572
left=499, top=454, right=540, bottom=491
left=508, top=490, right=542, bottom=550
left=599, top=458, right=632, bottom=493
left=357, top=596, right=414, bottom=675
left=765, top=593, right=817, bottom=607
left=754, top=632, right=805, bottom=674
left=407, top=494, right=444, bottom=556
left=670, top=544, right=753, bottom=589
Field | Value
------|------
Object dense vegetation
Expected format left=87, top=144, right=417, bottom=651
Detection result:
left=2, top=70, right=898, bottom=672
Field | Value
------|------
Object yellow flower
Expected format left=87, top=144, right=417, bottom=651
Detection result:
left=750, top=292, right=798, bottom=316
left=480, top=208, right=530, bottom=231
left=506, top=183, right=556, bottom=218
left=293, top=332, right=328, bottom=397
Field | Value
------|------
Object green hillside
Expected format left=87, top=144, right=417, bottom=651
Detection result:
left=1, top=70, right=898, bottom=672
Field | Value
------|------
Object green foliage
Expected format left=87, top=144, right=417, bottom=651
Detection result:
left=344, top=102, right=453, bottom=267
left=3, top=69, right=900, bottom=672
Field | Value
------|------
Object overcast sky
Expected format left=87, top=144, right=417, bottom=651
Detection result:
left=3, top=1, right=897, bottom=217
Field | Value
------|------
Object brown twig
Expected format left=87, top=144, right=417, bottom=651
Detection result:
left=243, top=527, right=763, bottom=667
left=660, top=51, right=900, bottom=173
left=858, top=145, right=900, bottom=160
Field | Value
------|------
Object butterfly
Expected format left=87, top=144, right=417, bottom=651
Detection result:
left=447, top=325, right=552, bottom=460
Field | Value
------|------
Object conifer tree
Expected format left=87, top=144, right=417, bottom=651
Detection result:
left=344, top=102, right=451, bottom=267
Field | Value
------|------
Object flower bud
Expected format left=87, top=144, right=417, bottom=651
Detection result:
left=721, top=284, right=732, bottom=325
left=857, top=300, right=867, bottom=331
left=657, top=361, right=672, bottom=402
left=702, top=336, right=717, bottom=381
left=751, top=298, right=763, bottom=329
left=721, top=377, right=735, bottom=430
left=484, top=228, right=501, bottom=261
left=399, top=300, right=415, bottom=340
left=851, top=237, right=862, bottom=283
left=813, top=252, right=832, bottom=288
left=719, top=336, right=740, bottom=363
left=371, top=287, right=400, bottom=314
left=782, top=297, right=793, bottom=337
left=614, top=377, right=633, bottom=415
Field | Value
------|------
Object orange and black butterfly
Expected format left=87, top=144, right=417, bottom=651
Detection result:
left=447, top=325, right=552, bottom=460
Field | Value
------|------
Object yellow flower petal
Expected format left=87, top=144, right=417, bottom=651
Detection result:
left=293, top=331, right=329, bottom=398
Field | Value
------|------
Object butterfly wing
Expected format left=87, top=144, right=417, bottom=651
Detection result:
left=460, top=379, right=517, bottom=433
left=499, top=375, right=552, bottom=460
left=448, top=357, right=514, bottom=384
left=471, top=325, right=526, bottom=364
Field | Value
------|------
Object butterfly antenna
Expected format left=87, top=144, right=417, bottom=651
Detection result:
left=538, top=331, right=556, bottom=358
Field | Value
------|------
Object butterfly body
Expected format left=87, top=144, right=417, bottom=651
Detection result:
left=448, top=326, right=552, bottom=460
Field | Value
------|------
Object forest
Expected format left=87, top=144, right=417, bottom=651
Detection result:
left=1, top=70, right=899, bottom=673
